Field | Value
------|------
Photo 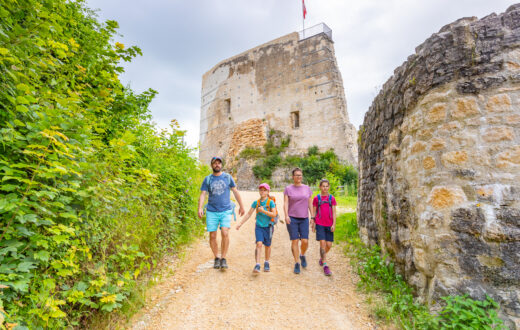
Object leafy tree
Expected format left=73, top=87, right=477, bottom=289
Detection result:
left=0, top=1, right=204, bottom=327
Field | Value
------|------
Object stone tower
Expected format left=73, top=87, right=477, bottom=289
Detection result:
left=358, top=6, right=520, bottom=327
left=199, top=24, right=357, bottom=176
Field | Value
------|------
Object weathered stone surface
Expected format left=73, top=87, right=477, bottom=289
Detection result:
left=486, top=94, right=512, bottom=112
left=200, top=30, right=358, bottom=184
left=482, top=127, right=515, bottom=142
left=411, top=141, right=427, bottom=154
left=430, top=137, right=446, bottom=150
left=428, top=186, right=467, bottom=209
left=426, top=104, right=447, bottom=123
left=441, top=151, right=468, bottom=166
left=497, top=145, right=520, bottom=168
left=359, top=6, right=520, bottom=325
left=453, top=98, right=480, bottom=118
left=423, top=156, right=436, bottom=170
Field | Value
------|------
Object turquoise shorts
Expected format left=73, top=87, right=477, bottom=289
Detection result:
left=206, top=209, right=233, bottom=232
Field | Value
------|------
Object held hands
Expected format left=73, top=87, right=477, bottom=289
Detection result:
left=311, top=219, right=316, bottom=233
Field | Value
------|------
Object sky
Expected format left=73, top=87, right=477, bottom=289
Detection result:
left=85, top=0, right=518, bottom=148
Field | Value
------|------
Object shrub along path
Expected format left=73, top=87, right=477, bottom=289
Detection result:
left=129, top=191, right=374, bottom=329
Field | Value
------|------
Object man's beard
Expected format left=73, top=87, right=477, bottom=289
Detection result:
left=212, top=167, right=221, bottom=173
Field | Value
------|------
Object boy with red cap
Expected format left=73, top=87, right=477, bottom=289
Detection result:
left=236, top=183, right=277, bottom=273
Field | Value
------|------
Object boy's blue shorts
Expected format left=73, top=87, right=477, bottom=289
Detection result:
left=316, top=224, right=334, bottom=242
left=206, top=209, right=232, bottom=232
left=255, top=225, right=273, bottom=246
left=286, top=217, right=309, bottom=240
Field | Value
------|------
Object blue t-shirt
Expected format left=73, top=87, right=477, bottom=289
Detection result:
left=251, top=199, right=276, bottom=228
left=200, top=173, right=236, bottom=212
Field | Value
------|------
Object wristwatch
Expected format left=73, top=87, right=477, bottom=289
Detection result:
left=311, top=216, right=316, bottom=219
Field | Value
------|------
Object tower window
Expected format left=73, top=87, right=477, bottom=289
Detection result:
left=291, top=111, right=300, bottom=129
left=225, top=99, right=231, bottom=113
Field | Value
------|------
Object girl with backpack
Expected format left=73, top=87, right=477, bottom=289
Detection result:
left=236, top=183, right=278, bottom=273
left=311, top=179, right=337, bottom=276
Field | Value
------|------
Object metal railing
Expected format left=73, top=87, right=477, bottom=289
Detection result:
left=298, top=23, right=332, bottom=41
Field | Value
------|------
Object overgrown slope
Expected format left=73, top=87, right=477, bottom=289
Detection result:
left=0, top=1, right=204, bottom=328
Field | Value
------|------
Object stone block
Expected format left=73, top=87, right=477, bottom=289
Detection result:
left=486, top=94, right=512, bottom=112
left=430, top=137, right=446, bottom=151
left=453, top=98, right=480, bottom=118
left=423, top=156, right=436, bottom=169
left=411, top=141, right=427, bottom=154
left=505, top=114, right=520, bottom=126
left=441, top=150, right=468, bottom=166
left=496, top=145, right=520, bottom=167
left=428, top=186, right=467, bottom=209
left=427, top=104, right=447, bottom=123
left=482, top=127, right=514, bottom=142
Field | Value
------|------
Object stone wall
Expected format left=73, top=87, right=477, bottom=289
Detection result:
left=358, top=5, right=520, bottom=327
left=200, top=28, right=357, bottom=187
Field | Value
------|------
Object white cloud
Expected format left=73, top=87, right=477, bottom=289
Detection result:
left=86, top=0, right=518, bottom=145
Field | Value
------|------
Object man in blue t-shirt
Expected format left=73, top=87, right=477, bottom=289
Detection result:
left=198, top=156, right=245, bottom=270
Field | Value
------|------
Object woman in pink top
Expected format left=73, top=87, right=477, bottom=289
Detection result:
left=283, top=168, right=313, bottom=274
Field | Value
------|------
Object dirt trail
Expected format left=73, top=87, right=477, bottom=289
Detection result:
left=129, top=191, right=374, bottom=329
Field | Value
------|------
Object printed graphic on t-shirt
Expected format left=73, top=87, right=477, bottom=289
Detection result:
left=210, top=179, right=227, bottom=196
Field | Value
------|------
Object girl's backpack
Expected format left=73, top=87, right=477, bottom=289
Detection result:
left=256, top=196, right=280, bottom=225
left=316, top=194, right=334, bottom=219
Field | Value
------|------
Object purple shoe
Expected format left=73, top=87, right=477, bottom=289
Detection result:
left=319, top=259, right=323, bottom=266
left=324, top=265, right=332, bottom=276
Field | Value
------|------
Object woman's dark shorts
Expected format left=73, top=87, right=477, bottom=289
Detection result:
left=315, top=224, right=334, bottom=242
left=286, top=217, right=309, bottom=240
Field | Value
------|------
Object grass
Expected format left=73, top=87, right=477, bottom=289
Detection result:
left=335, top=194, right=357, bottom=210
left=335, top=210, right=506, bottom=330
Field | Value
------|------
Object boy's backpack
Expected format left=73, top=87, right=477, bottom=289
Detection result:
left=204, top=172, right=232, bottom=194
left=316, top=194, right=334, bottom=219
left=256, top=196, right=279, bottom=225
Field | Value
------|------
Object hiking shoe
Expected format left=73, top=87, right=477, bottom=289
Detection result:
left=253, top=264, right=261, bottom=273
left=319, top=258, right=323, bottom=266
left=324, top=265, right=332, bottom=276
left=294, top=263, right=301, bottom=274
left=264, top=261, right=270, bottom=272
left=214, top=258, right=221, bottom=269
left=220, top=258, right=228, bottom=269
left=300, top=255, right=307, bottom=268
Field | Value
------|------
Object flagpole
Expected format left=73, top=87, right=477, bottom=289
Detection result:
left=302, top=0, right=305, bottom=39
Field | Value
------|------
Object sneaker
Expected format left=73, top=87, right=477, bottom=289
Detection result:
left=264, top=261, right=270, bottom=272
left=294, top=263, right=301, bottom=274
left=319, top=258, right=323, bottom=266
left=253, top=264, right=261, bottom=273
left=324, top=265, right=332, bottom=276
left=214, top=258, right=221, bottom=269
left=220, top=258, right=228, bottom=270
left=300, top=255, right=307, bottom=268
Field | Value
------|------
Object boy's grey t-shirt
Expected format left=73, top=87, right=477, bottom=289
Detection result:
left=200, top=173, right=236, bottom=212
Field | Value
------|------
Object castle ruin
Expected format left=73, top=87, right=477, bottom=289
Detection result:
left=358, top=6, right=520, bottom=327
left=199, top=24, right=357, bottom=186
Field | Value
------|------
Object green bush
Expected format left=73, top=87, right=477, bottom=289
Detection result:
left=0, top=1, right=204, bottom=328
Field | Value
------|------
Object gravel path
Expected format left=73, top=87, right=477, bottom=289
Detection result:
left=129, top=191, right=374, bottom=329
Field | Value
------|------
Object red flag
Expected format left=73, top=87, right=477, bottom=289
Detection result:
left=302, top=0, right=307, bottom=19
